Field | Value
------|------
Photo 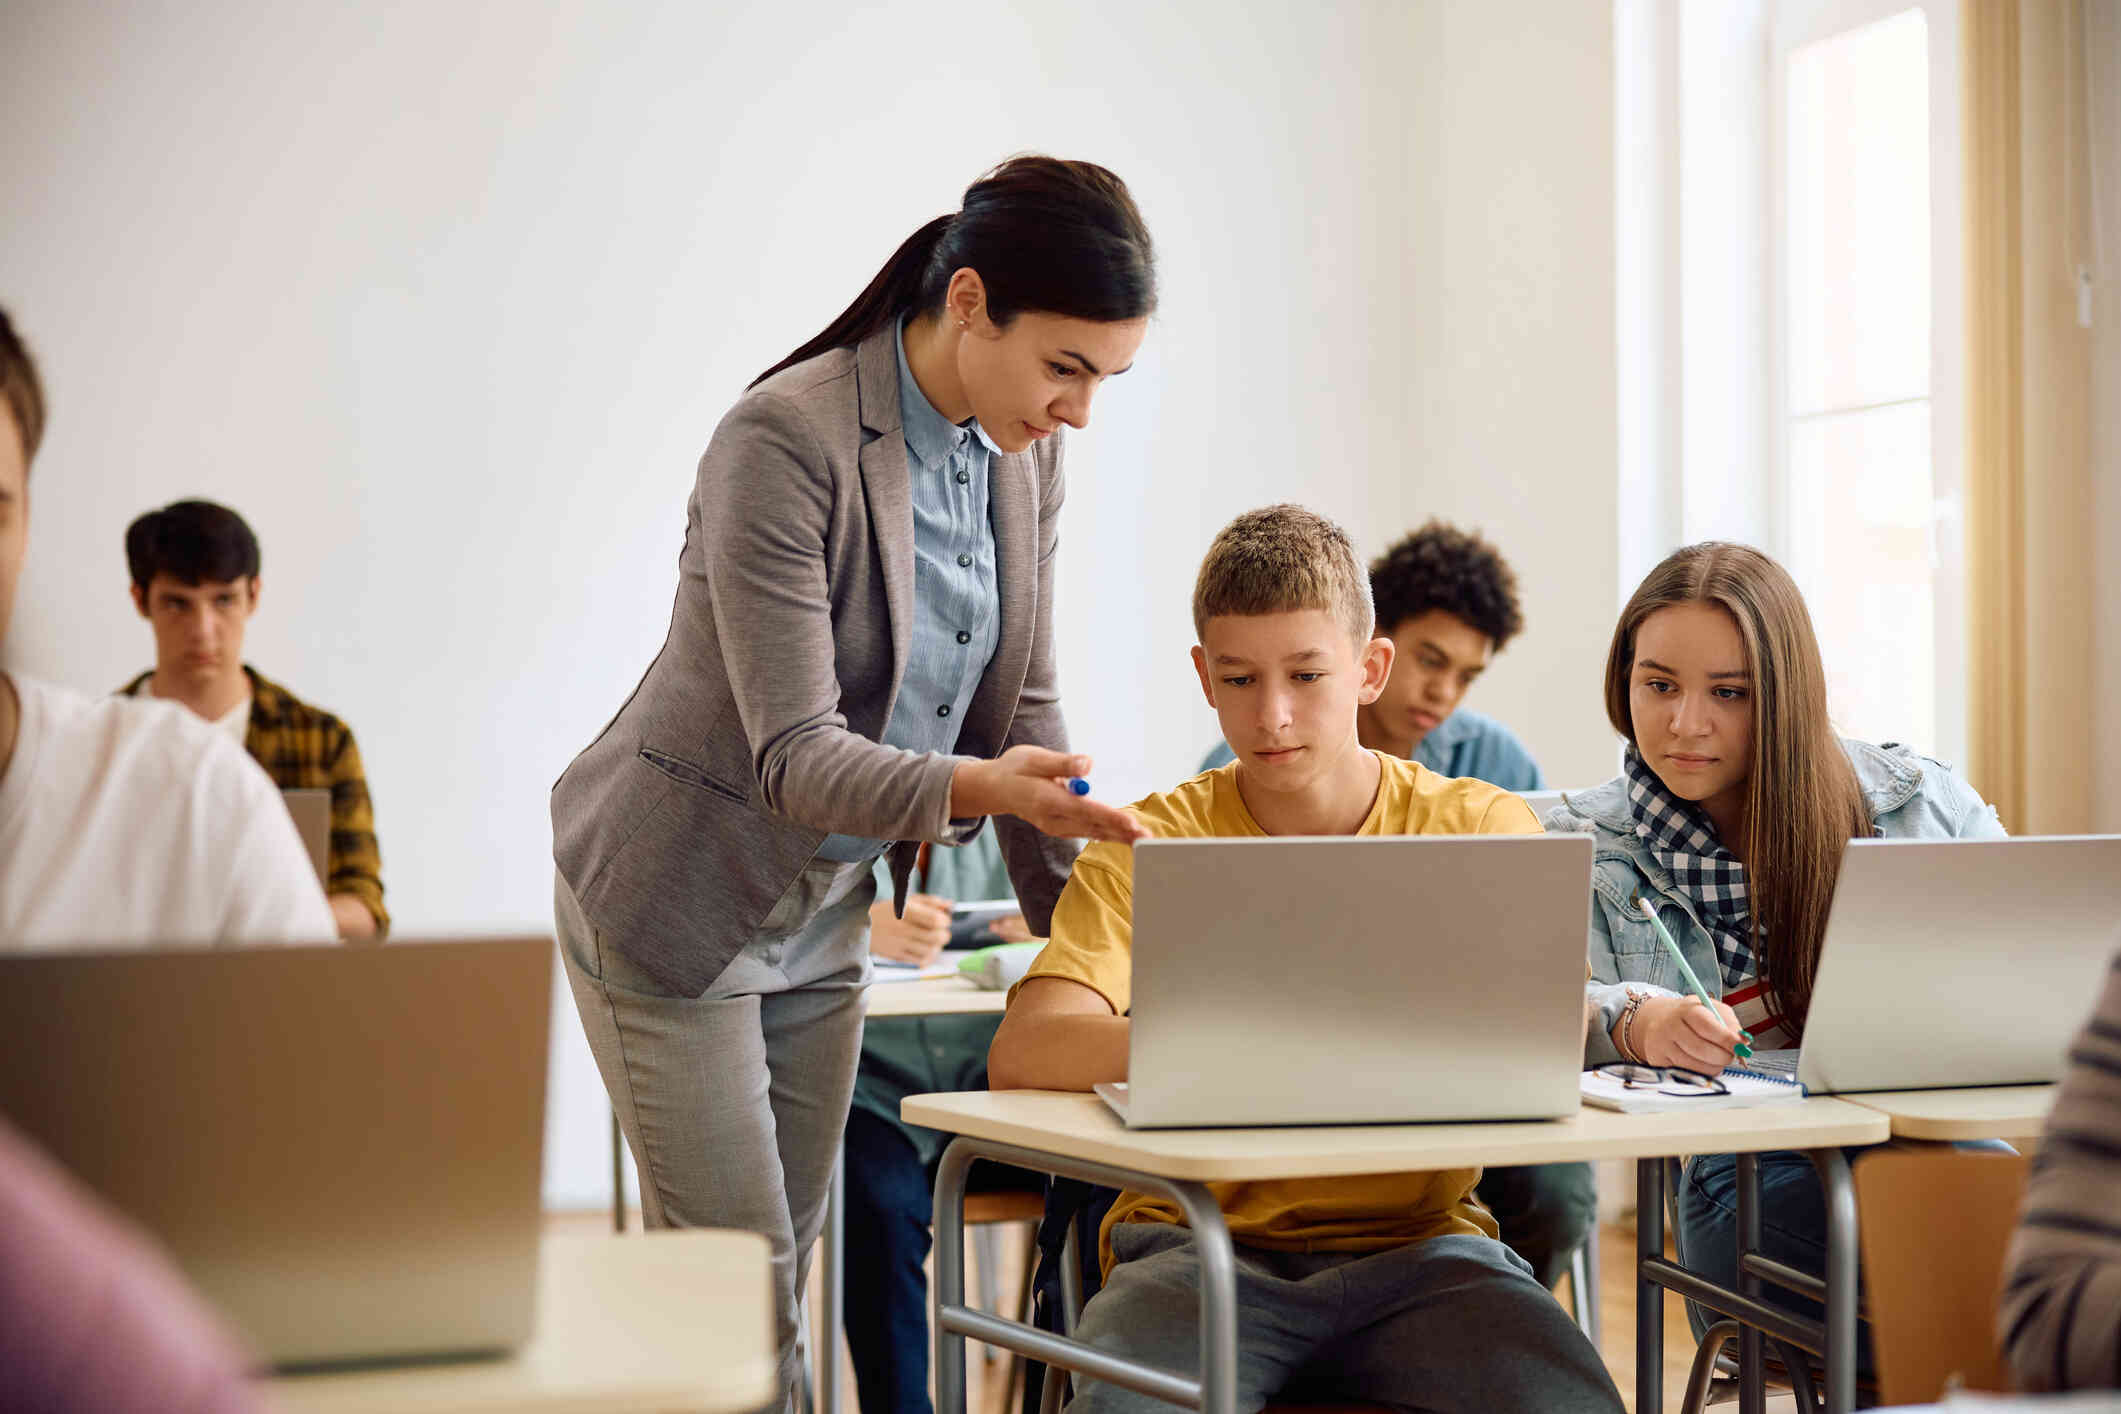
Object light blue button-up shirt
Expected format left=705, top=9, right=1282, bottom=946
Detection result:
left=816, top=322, right=1003, bottom=862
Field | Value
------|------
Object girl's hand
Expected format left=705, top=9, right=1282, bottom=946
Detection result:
left=1626, top=995, right=1745, bottom=1073
left=950, top=748, right=1151, bottom=845
left=867, top=893, right=953, bottom=965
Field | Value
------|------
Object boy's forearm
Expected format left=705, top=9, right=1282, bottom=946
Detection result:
left=988, top=1011, right=1131, bottom=1092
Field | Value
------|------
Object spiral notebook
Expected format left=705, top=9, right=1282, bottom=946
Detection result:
left=1579, top=1054, right=1806, bottom=1114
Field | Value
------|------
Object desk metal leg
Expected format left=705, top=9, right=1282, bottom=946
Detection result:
left=1636, top=1157, right=1665, bottom=1414
left=611, top=1109, right=627, bottom=1233
left=1737, top=1153, right=1763, bottom=1414
left=821, top=1144, right=846, bottom=1414
left=934, top=1136, right=1238, bottom=1414
left=1812, top=1147, right=1858, bottom=1414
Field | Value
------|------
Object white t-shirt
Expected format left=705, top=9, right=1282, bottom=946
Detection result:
left=126, top=677, right=251, bottom=746
left=0, top=675, right=336, bottom=948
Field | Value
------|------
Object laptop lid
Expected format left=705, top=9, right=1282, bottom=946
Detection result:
left=1125, top=834, right=1592, bottom=1128
left=280, top=788, right=331, bottom=887
left=0, top=938, right=551, bottom=1367
left=1798, top=837, right=2121, bottom=1094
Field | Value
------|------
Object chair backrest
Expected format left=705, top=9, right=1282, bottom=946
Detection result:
left=1854, top=1147, right=2029, bottom=1405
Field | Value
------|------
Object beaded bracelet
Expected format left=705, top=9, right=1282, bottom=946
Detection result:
left=1618, top=988, right=1649, bottom=1064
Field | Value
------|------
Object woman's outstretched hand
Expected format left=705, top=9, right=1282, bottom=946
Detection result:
left=950, top=748, right=1151, bottom=845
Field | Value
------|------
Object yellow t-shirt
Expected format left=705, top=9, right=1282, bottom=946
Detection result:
left=1015, top=752, right=1542, bottom=1275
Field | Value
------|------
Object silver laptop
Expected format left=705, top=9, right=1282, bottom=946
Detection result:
left=281, top=787, right=331, bottom=886
left=1788, top=837, right=2121, bottom=1094
left=0, top=938, right=551, bottom=1368
left=1095, top=834, right=1593, bottom=1127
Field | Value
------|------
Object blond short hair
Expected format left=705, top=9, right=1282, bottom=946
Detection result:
left=1191, top=504, right=1374, bottom=645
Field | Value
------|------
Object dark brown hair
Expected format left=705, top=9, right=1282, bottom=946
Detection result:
left=0, top=306, right=46, bottom=467
left=125, top=500, right=262, bottom=592
left=752, top=155, right=1156, bottom=387
left=1603, top=542, right=1870, bottom=1034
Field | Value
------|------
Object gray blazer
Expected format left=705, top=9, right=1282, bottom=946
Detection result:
left=552, top=326, right=1077, bottom=996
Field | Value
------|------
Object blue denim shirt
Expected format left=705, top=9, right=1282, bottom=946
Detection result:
left=1196, top=708, right=1544, bottom=790
left=1549, top=739, right=2008, bottom=1064
left=816, top=323, right=1003, bottom=862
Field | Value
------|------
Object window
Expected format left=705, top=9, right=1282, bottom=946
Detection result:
left=1774, top=0, right=1964, bottom=760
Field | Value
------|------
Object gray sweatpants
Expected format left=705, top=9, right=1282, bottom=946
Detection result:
left=1066, top=1223, right=1626, bottom=1414
left=556, top=863, right=874, bottom=1411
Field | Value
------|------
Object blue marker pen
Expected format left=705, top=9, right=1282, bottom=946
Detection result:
left=1067, top=777, right=1091, bottom=796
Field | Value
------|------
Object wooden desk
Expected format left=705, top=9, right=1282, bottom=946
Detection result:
left=901, top=1089, right=1887, bottom=1178
left=905, top=1091, right=1892, bottom=1414
left=266, top=1230, right=774, bottom=1413
left=865, top=974, right=1011, bottom=1018
left=1842, top=1085, right=2057, bottom=1141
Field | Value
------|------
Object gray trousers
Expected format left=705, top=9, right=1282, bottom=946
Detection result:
left=556, top=863, right=874, bottom=1410
left=1066, top=1223, right=1626, bottom=1414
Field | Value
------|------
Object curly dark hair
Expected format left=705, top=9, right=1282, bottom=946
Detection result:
left=1368, top=519, right=1523, bottom=649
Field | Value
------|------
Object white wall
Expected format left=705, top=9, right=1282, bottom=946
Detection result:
left=0, top=0, right=1616, bottom=1207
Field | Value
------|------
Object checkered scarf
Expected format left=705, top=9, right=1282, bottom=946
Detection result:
left=1622, top=745, right=1757, bottom=990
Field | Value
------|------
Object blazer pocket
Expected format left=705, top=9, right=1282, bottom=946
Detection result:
left=637, top=747, right=749, bottom=805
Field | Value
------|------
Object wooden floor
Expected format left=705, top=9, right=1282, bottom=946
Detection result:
left=551, top=1208, right=1819, bottom=1413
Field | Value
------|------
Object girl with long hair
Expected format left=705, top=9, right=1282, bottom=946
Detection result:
left=1550, top=541, right=2004, bottom=1361
left=550, top=156, right=1156, bottom=1407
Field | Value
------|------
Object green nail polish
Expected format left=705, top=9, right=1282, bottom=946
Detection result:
left=1735, top=1043, right=1754, bottom=1059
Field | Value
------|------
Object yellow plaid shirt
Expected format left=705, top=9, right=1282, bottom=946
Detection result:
left=119, top=666, right=388, bottom=934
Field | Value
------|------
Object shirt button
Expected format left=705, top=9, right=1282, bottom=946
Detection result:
left=955, top=630, right=970, bottom=645
left=936, top=705, right=951, bottom=719
left=956, top=553, right=972, bottom=568
left=956, top=469, right=969, bottom=485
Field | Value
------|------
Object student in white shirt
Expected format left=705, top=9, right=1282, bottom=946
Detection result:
left=0, top=307, right=333, bottom=948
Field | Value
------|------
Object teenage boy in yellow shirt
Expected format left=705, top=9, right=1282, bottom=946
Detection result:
left=989, top=505, right=1622, bottom=1414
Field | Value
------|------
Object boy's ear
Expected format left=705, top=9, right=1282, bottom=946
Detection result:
left=1190, top=645, right=1217, bottom=709
left=129, top=584, right=148, bottom=619
left=1355, top=634, right=1395, bottom=705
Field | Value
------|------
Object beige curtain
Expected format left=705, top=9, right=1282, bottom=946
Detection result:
left=1962, top=0, right=2095, bottom=834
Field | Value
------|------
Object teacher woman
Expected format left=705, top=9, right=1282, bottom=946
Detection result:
left=550, top=154, right=1155, bottom=1402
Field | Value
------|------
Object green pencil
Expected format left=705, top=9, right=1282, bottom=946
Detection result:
left=1635, top=897, right=1753, bottom=1058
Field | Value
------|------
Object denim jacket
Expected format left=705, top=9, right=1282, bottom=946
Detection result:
left=1547, top=739, right=2007, bottom=1065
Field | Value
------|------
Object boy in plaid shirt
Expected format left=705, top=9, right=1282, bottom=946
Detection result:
left=120, top=500, right=387, bottom=939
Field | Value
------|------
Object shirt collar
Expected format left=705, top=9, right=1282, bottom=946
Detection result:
left=895, top=320, right=999, bottom=467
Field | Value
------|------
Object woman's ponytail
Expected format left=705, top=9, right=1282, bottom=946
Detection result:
left=751, top=214, right=952, bottom=388
left=749, top=156, right=1155, bottom=389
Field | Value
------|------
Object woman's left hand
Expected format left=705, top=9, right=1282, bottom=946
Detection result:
left=949, top=748, right=1152, bottom=845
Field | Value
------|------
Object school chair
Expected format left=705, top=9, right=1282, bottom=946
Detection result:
left=1851, top=1147, right=2026, bottom=1406
left=1566, top=1223, right=1602, bottom=1346
left=1667, top=1155, right=1880, bottom=1414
